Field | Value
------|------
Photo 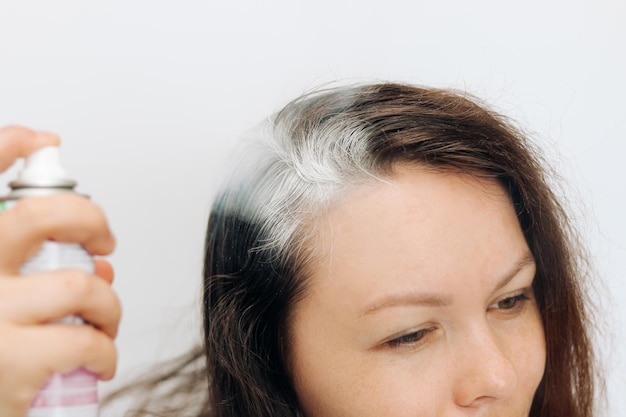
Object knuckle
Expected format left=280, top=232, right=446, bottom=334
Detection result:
left=74, top=326, right=100, bottom=354
left=110, top=293, right=123, bottom=331
left=91, top=206, right=111, bottom=235
left=88, top=202, right=111, bottom=232
left=106, top=345, right=119, bottom=380
left=53, top=195, right=111, bottom=236
left=111, top=288, right=122, bottom=314
left=61, top=270, right=93, bottom=299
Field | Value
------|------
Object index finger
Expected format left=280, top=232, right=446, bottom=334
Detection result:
left=0, top=126, right=61, bottom=173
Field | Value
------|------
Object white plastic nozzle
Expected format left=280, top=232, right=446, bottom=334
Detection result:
left=15, top=146, right=75, bottom=187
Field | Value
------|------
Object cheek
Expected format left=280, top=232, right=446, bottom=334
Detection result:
left=535, top=312, right=546, bottom=390
left=288, top=310, right=446, bottom=417
left=288, top=315, right=374, bottom=416
left=290, top=348, right=443, bottom=417
left=502, top=303, right=546, bottom=401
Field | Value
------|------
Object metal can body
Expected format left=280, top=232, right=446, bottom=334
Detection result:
left=0, top=194, right=99, bottom=417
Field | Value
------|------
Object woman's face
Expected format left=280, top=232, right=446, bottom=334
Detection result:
left=289, top=165, right=546, bottom=417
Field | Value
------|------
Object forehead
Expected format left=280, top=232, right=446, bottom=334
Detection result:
left=302, top=165, right=529, bottom=305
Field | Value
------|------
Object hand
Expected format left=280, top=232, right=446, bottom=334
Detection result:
left=0, top=126, right=120, bottom=417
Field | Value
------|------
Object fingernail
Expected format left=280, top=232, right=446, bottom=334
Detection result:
left=36, top=131, right=61, bottom=145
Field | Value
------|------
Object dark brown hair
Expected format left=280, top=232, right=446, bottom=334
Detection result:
left=105, top=83, right=597, bottom=417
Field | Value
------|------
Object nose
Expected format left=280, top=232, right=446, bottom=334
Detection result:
left=452, top=325, right=518, bottom=408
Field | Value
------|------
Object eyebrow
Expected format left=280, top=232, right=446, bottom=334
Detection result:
left=359, top=252, right=536, bottom=317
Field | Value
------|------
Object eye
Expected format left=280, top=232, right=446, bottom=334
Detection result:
left=384, top=327, right=436, bottom=349
left=489, top=292, right=530, bottom=312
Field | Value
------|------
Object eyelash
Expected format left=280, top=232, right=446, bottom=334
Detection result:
left=384, top=292, right=531, bottom=350
left=489, top=292, right=530, bottom=313
left=384, top=327, right=436, bottom=349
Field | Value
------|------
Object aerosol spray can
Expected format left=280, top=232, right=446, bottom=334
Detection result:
left=0, top=147, right=99, bottom=417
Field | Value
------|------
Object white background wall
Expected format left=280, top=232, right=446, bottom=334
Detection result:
left=0, top=1, right=623, bottom=415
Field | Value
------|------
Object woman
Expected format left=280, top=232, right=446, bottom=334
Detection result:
left=0, top=83, right=599, bottom=417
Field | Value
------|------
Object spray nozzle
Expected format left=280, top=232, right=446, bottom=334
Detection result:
left=10, top=146, right=76, bottom=189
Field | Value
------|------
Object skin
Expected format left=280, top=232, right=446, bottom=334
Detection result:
left=0, top=126, right=119, bottom=417
left=289, top=165, right=546, bottom=417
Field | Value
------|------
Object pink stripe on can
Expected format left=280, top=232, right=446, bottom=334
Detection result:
left=30, top=368, right=98, bottom=408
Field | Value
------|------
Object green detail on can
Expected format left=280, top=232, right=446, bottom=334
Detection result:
left=0, top=201, right=6, bottom=212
